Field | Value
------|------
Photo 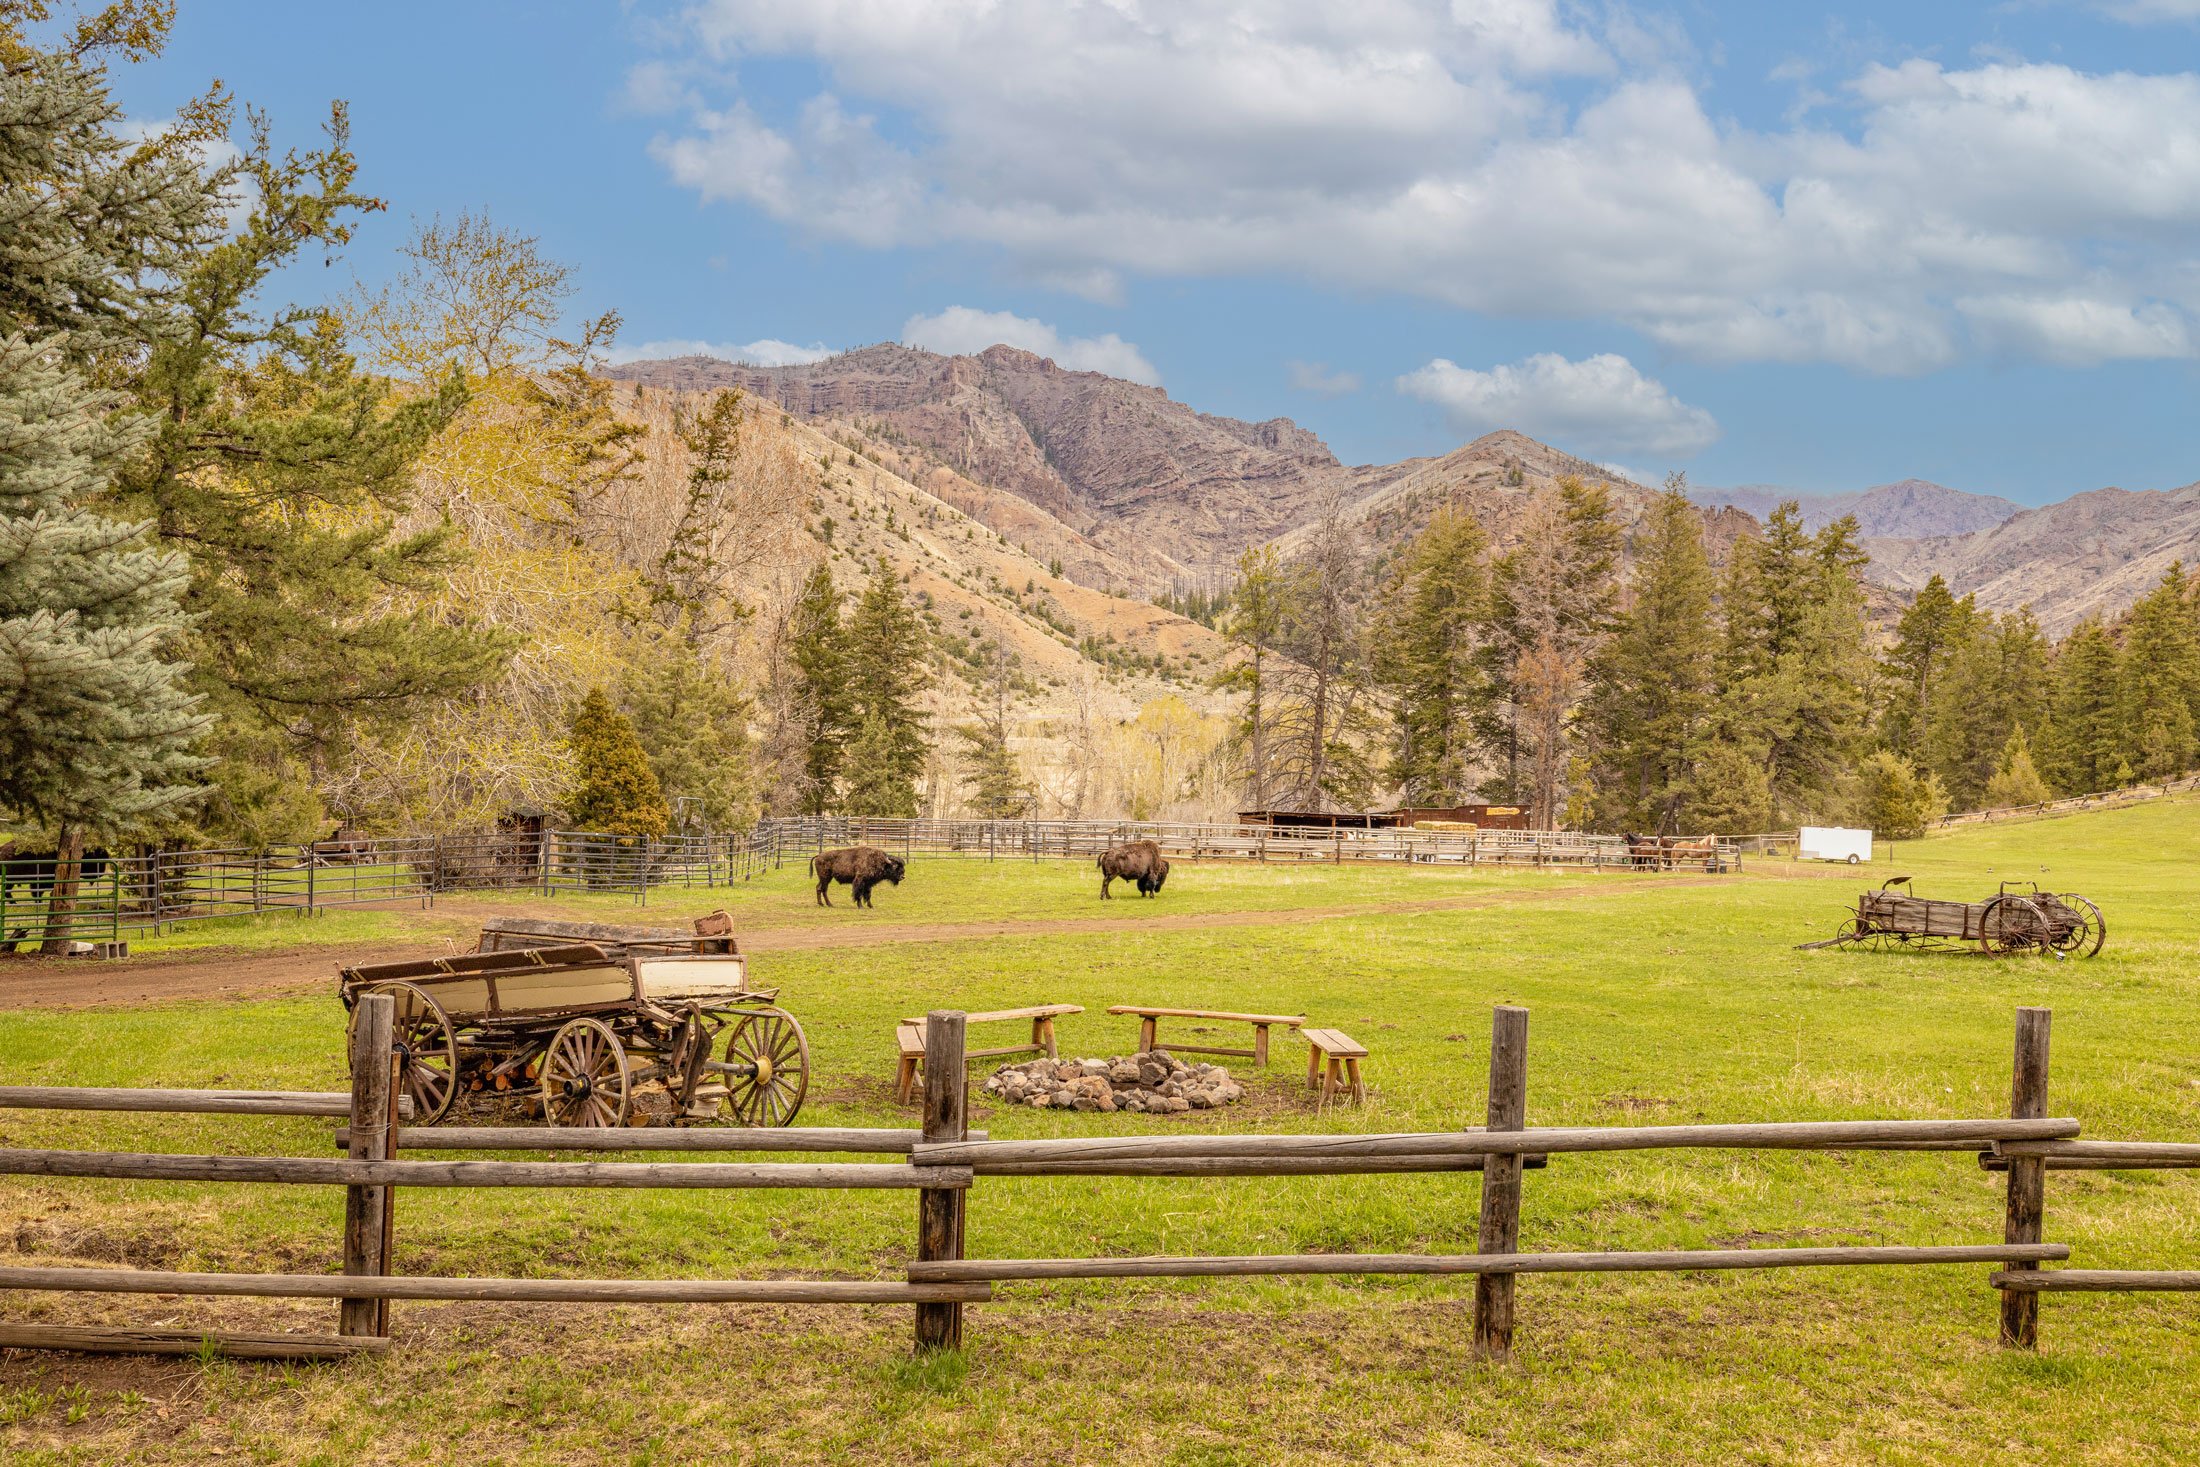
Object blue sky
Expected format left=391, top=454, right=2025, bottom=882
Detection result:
left=114, top=1, right=2200, bottom=503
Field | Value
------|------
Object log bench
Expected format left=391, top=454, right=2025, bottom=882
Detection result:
left=896, top=1005, right=1084, bottom=1104
left=1106, top=1005, right=1306, bottom=1067
left=1302, top=1027, right=1368, bottom=1111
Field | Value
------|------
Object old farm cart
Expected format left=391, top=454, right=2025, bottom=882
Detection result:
left=337, top=917, right=811, bottom=1128
left=1805, top=877, right=2106, bottom=957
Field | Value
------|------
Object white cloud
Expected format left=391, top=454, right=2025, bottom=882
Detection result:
left=900, top=306, right=1161, bottom=384
left=603, top=336, right=834, bottom=366
left=643, top=4, right=2200, bottom=371
left=1396, top=352, right=1721, bottom=457
left=1287, top=360, right=1362, bottom=396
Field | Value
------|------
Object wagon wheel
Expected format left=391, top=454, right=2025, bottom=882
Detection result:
left=720, top=1007, right=809, bottom=1127
left=2049, top=895, right=2107, bottom=958
left=346, top=980, right=459, bottom=1125
left=540, top=1016, right=631, bottom=1127
left=1979, top=896, right=2049, bottom=956
left=1833, top=917, right=1871, bottom=949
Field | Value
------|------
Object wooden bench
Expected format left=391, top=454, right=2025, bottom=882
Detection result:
left=894, top=1004, right=1084, bottom=1105
left=1303, top=1028, right=1368, bottom=1111
left=1106, top=1006, right=1306, bottom=1067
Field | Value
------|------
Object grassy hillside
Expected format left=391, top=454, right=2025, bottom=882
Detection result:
left=3, top=798, right=2198, bottom=1462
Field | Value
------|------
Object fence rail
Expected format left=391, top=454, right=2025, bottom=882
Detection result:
left=1928, top=771, right=2200, bottom=831
left=6, top=999, right=2187, bottom=1365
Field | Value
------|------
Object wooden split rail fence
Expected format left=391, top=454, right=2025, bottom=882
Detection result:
left=0, top=1002, right=2186, bottom=1363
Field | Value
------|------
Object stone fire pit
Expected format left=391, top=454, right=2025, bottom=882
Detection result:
left=982, top=1050, right=1245, bottom=1113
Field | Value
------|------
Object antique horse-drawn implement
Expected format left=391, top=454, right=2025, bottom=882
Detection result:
left=337, top=913, right=809, bottom=1128
left=1800, top=877, right=2105, bottom=958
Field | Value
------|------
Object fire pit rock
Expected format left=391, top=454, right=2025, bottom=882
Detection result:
left=982, top=1051, right=1244, bottom=1114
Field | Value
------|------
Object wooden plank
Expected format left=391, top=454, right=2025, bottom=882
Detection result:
left=1105, top=1006, right=1307, bottom=1026
left=0, top=1265, right=990, bottom=1304
left=1980, top=1153, right=2200, bottom=1172
left=2002, top=1007, right=2051, bottom=1350
left=341, top=992, right=394, bottom=1338
left=971, top=1154, right=1549, bottom=1176
left=0, top=1149, right=970, bottom=1190
left=1475, top=1005, right=1529, bottom=1358
left=1994, top=1140, right=2200, bottom=1163
left=911, top=1243, right=2071, bottom=1282
left=1991, top=1269, right=2200, bottom=1292
left=915, top=1010, right=968, bottom=1353
left=335, top=1125, right=967, bottom=1154
left=903, top=1005, right=1082, bottom=1024
left=0, top=1086, right=413, bottom=1120
left=1148, top=1042, right=1257, bottom=1060
left=912, top=1117, right=2081, bottom=1167
left=0, top=1323, right=388, bottom=1360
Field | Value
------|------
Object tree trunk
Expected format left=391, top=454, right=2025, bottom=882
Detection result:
left=38, top=825, right=84, bottom=955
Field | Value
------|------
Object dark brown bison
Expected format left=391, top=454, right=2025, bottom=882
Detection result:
left=1098, top=839, right=1170, bottom=900
left=811, top=846, right=906, bottom=908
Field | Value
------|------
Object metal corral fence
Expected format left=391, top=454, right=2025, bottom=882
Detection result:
left=0, top=831, right=776, bottom=946
left=749, top=818, right=1741, bottom=874
left=0, top=819, right=1736, bottom=948
left=2, top=1002, right=2178, bottom=1365
left=1928, top=771, right=2200, bottom=831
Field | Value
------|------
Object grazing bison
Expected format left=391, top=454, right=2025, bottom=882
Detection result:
left=1098, top=839, right=1171, bottom=900
left=811, top=846, right=906, bottom=908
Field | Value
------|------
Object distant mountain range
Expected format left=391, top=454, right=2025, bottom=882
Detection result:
left=606, top=346, right=2198, bottom=637
left=1688, top=480, right=2024, bottom=540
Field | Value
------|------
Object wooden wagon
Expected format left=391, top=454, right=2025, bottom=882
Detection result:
left=1804, top=877, right=2105, bottom=958
left=336, top=914, right=809, bottom=1128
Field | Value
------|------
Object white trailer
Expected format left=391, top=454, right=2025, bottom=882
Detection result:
left=1799, top=826, right=1873, bottom=864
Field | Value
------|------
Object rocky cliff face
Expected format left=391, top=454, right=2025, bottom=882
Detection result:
left=606, top=344, right=1358, bottom=581
left=1867, top=482, right=2200, bottom=635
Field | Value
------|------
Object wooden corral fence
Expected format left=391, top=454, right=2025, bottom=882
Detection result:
left=1928, top=771, right=2200, bottom=832
left=9, top=1001, right=2181, bottom=1364
left=753, top=818, right=1741, bottom=874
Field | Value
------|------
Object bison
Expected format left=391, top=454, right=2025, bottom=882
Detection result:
left=1098, top=839, right=1170, bottom=900
left=811, top=846, right=906, bottom=908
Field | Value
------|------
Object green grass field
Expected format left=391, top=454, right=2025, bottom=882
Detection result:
left=3, top=802, right=2199, bottom=1463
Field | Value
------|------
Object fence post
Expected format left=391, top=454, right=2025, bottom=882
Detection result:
left=341, top=992, right=395, bottom=1338
left=2000, top=1006, right=2052, bottom=1349
left=1473, top=1004, right=1530, bottom=1358
left=915, top=1009, right=968, bottom=1353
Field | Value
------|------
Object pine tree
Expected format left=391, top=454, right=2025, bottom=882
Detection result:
left=564, top=687, right=669, bottom=838
left=785, top=562, right=852, bottom=814
left=2117, top=564, right=2200, bottom=780
left=1375, top=505, right=1487, bottom=803
left=1879, top=575, right=1971, bottom=762
left=0, top=333, right=205, bottom=829
left=843, top=559, right=930, bottom=814
left=958, top=633, right=1032, bottom=818
left=1683, top=740, right=1774, bottom=834
left=1215, top=544, right=1288, bottom=807
left=2038, top=618, right=2124, bottom=794
left=1582, top=484, right=1716, bottom=832
left=1983, top=727, right=2052, bottom=809
left=1269, top=509, right=1371, bottom=809
left=1851, top=750, right=1948, bottom=839
left=1925, top=608, right=2049, bottom=807
left=618, top=640, right=753, bottom=833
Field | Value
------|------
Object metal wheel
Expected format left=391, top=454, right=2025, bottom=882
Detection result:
left=1833, top=917, right=1869, bottom=949
left=2051, top=895, right=2107, bottom=958
left=720, top=1006, right=809, bottom=1126
left=346, top=980, right=460, bottom=1125
left=1980, top=896, right=2049, bottom=956
left=540, top=1017, right=630, bottom=1127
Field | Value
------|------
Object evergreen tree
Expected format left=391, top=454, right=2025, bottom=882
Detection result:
left=1878, top=575, right=1971, bottom=762
left=1269, top=508, right=1373, bottom=809
left=1851, top=750, right=1948, bottom=839
left=1375, top=505, right=1487, bottom=803
left=1215, top=543, right=1288, bottom=807
left=1924, top=608, right=2049, bottom=807
left=2117, top=564, right=2200, bottom=780
left=565, top=687, right=669, bottom=838
left=785, top=562, right=851, bottom=814
left=1582, top=484, right=1716, bottom=832
left=1983, top=727, right=2052, bottom=809
left=1683, top=740, right=1775, bottom=833
left=2038, top=618, right=2125, bottom=794
left=618, top=639, right=753, bottom=833
left=843, top=559, right=930, bottom=813
left=958, top=633, right=1032, bottom=818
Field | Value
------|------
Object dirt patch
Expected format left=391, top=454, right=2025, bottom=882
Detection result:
left=0, top=874, right=1734, bottom=1013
